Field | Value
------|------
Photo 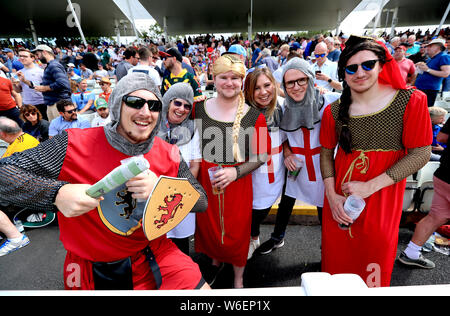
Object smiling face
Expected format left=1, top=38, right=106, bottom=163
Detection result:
left=214, top=70, right=243, bottom=100
left=344, top=50, right=382, bottom=94
left=253, top=74, right=275, bottom=108
left=167, top=98, right=191, bottom=125
left=117, top=89, right=160, bottom=144
left=284, top=69, right=308, bottom=102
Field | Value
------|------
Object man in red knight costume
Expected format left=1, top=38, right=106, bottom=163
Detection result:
left=0, top=72, right=210, bottom=290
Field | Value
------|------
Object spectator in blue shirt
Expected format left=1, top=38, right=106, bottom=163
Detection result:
left=71, top=78, right=95, bottom=114
left=48, top=99, right=90, bottom=137
left=415, top=38, right=450, bottom=107
left=32, top=45, right=71, bottom=122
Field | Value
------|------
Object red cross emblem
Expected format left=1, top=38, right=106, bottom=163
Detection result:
left=289, top=128, right=321, bottom=182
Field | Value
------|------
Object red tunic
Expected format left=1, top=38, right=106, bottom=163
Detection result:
left=194, top=102, right=270, bottom=267
left=58, top=127, right=202, bottom=289
left=319, top=89, right=432, bottom=287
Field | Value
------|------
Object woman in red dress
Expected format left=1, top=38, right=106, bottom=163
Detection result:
left=194, top=54, right=270, bottom=288
left=319, top=36, right=432, bottom=287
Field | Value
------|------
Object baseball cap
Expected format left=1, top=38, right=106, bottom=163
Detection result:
left=290, top=42, right=301, bottom=50
left=426, top=38, right=446, bottom=47
left=3, top=48, right=13, bottom=53
left=31, top=44, right=53, bottom=53
left=67, top=63, right=76, bottom=68
left=225, top=44, right=247, bottom=57
left=395, top=45, right=406, bottom=51
left=95, top=97, right=108, bottom=109
left=159, top=47, right=183, bottom=62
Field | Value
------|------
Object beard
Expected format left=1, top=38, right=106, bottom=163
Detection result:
left=39, top=56, right=47, bottom=64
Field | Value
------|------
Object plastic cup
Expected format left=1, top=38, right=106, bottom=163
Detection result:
left=208, top=166, right=224, bottom=195
left=287, top=159, right=304, bottom=181
left=339, top=195, right=366, bottom=230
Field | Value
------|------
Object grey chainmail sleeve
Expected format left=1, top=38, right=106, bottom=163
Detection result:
left=234, top=152, right=268, bottom=180
left=386, top=146, right=431, bottom=183
left=177, top=155, right=208, bottom=213
left=0, top=132, right=69, bottom=211
left=320, top=147, right=336, bottom=180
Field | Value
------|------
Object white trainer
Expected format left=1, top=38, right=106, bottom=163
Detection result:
left=247, top=237, right=260, bottom=260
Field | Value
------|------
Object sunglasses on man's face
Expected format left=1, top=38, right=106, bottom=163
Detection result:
left=172, top=100, right=192, bottom=111
left=315, top=53, right=326, bottom=58
left=344, top=59, right=379, bottom=75
left=122, top=95, right=162, bottom=112
left=64, top=109, right=77, bottom=114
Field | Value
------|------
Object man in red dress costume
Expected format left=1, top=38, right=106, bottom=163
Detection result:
left=0, top=72, right=210, bottom=290
left=319, top=36, right=432, bottom=287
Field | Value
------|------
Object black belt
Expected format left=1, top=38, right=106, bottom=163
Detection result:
left=92, top=246, right=162, bottom=290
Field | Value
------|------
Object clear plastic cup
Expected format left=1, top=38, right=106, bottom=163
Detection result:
left=339, top=195, right=366, bottom=230
left=287, top=159, right=304, bottom=181
left=208, top=165, right=224, bottom=195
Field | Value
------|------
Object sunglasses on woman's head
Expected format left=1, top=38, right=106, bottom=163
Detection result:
left=122, top=95, right=162, bottom=112
left=172, top=100, right=192, bottom=111
left=344, top=59, right=379, bottom=75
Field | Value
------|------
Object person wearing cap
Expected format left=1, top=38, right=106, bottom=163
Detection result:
left=415, top=38, right=450, bottom=107
left=98, top=77, right=112, bottom=102
left=3, top=48, right=23, bottom=75
left=32, top=44, right=71, bottom=122
left=289, top=41, right=303, bottom=57
left=227, top=44, right=247, bottom=64
left=12, top=49, right=46, bottom=121
left=0, top=72, right=209, bottom=290
left=393, top=44, right=416, bottom=85
left=160, top=48, right=205, bottom=102
left=91, top=97, right=111, bottom=127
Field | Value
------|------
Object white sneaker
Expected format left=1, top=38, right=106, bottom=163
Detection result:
left=0, top=235, right=30, bottom=257
left=247, top=237, right=260, bottom=260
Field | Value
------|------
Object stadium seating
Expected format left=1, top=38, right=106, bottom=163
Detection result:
left=415, top=161, right=440, bottom=213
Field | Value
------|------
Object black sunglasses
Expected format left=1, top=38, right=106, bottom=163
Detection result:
left=344, top=59, right=379, bottom=75
left=172, top=100, right=192, bottom=111
left=122, top=95, right=162, bottom=112
left=64, top=109, right=76, bottom=114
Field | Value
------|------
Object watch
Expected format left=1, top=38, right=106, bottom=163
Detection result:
left=426, top=68, right=431, bottom=73
left=328, top=78, right=332, bottom=83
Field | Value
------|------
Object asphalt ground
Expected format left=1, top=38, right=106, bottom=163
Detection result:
left=0, top=215, right=448, bottom=291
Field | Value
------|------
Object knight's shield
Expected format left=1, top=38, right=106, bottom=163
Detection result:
left=143, top=176, right=200, bottom=241
left=98, top=183, right=146, bottom=236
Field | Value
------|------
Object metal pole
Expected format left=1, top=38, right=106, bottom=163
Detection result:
left=66, top=0, right=87, bottom=47
left=115, top=19, right=121, bottom=45
left=434, top=1, right=450, bottom=37
left=29, top=19, right=38, bottom=46
left=372, top=0, right=388, bottom=35
left=248, top=0, right=253, bottom=42
left=390, top=7, right=398, bottom=39
left=163, top=16, right=169, bottom=44
left=126, top=0, right=140, bottom=41
left=336, top=9, right=342, bottom=36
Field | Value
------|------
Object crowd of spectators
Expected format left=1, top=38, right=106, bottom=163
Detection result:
left=0, top=25, right=449, bottom=287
